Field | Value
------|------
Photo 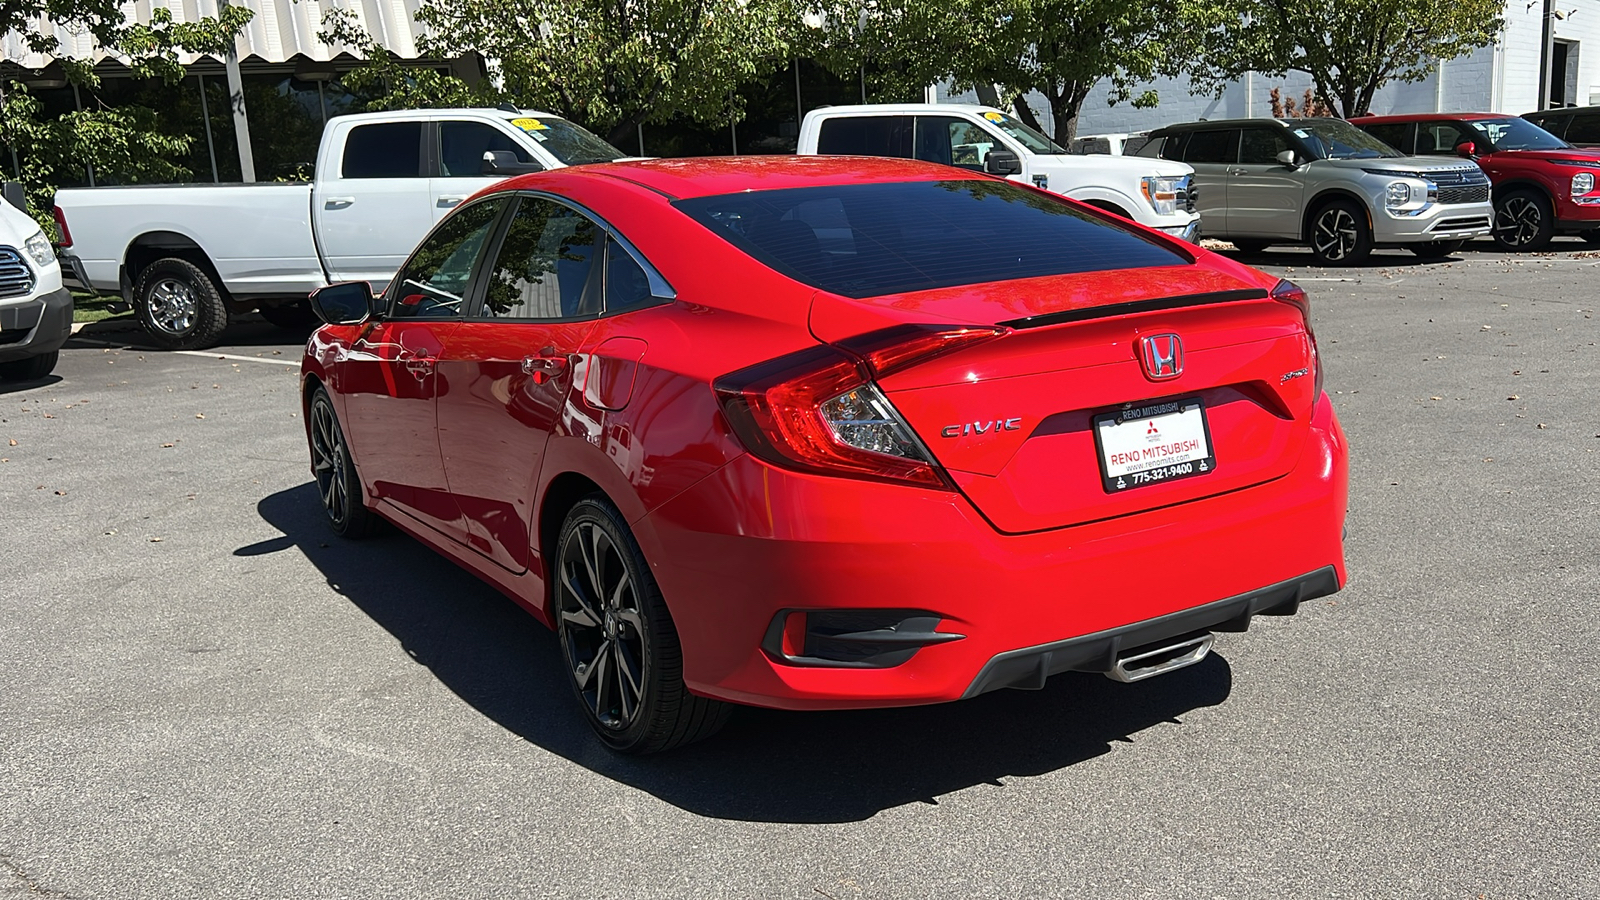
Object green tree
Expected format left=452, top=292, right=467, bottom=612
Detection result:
left=324, top=0, right=798, bottom=147
left=807, top=0, right=1216, bottom=141
left=1189, top=0, right=1505, bottom=117
left=0, top=2, right=252, bottom=226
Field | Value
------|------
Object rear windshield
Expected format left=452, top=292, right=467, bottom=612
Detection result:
left=673, top=180, right=1187, bottom=298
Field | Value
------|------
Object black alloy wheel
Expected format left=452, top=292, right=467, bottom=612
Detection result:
left=309, top=388, right=377, bottom=538
left=1410, top=240, right=1466, bottom=259
left=1308, top=200, right=1373, bottom=265
left=555, top=497, right=730, bottom=753
left=1492, top=189, right=1554, bottom=251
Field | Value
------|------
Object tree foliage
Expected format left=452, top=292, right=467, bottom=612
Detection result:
left=1190, top=0, right=1505, bottom=117
left=325, top=0, right=797, bottom=147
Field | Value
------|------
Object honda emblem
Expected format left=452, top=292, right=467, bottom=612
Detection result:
left=1138, top=334, right=1183, bottom=381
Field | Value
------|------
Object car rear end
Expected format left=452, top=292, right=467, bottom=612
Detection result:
left=632, top=172, right=1347, bottom=710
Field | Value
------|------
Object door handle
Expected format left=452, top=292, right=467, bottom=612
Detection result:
left=437, top=195, right=466, bottom=208
left=399, top=350, right=435, bottom=380
left=521, top=349, right=568, bottom=383
left=324, top=197, right=355, bottom=209
left=1226, top=168, right=1246, bottom=176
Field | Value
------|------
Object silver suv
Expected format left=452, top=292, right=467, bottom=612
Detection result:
left=1138, top=117, right=1493, bottom=264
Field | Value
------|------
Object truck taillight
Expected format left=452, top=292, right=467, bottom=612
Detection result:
left=1272, top=279, right=1323, bottom=401
left=713, top=325, right=1008, bottom=488
left=51, top=206, right=72, bottom=248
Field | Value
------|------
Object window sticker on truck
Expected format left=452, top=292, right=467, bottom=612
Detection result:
left=512, top=117, right=549, bottom=132
left=982, top=111, right=1005, bottom=123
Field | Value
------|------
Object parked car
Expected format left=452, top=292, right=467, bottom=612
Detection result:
left=1522, top=105, right=1600, bottom=149
left=301, top=155, right=1348, bottom=752
left=1137, top=117, right=1494, bottom=264
left=0, top=199, right=71, bottom=382
left=1353, top=112, right=1600, bottom=250
left=797, top=104, right=1201, bottom=241
left=1068, top=132, right=1153, bottom=157
left=55, top=107, right=626, bottom=350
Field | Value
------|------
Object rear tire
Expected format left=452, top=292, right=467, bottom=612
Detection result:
left=1308, top=199, right=1373, bottom=265
left=1492, top=189, right=1554, bottom=251
left=134, top=257, right=229, bottom=350
left=1230, top=239, right=1271, bottom=254
left=0, top=350, right=58, bottom=382
left=555, top=496, right=731, bottom=754
left=308, top=387, right=378, bottom=539
left=258, top=300, right=318, bottom=331
left=1409, top=240, right=1465, bottom=259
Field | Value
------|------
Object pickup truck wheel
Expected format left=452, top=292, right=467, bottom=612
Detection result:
left=1409, top=240, right=1465, bottom=259
left=258, top=301, right=318, bottom=331
left=1492, top=189, right=1554, bottom=251
left=0, top=351, right=58, bottom=382
left=309, top=388, right=378, bottom=539
left=134, top=258, right=229, bottom=350
left=1308, top=200, right=1373, bottom=265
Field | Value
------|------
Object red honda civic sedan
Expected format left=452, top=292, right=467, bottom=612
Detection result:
left=300, top=156, right=1348, bottom=753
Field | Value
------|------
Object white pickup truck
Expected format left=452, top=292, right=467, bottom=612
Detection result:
left=797, top=104, right=1201, bottom=241
left=55, top=107, right=625, bottom=349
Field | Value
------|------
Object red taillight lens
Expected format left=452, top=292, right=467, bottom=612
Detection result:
left=1272, top=279, right=1323, bottom=401
left=713, top=324, right=1008, bottom=488
left=51, top=206, right=72, bottom=248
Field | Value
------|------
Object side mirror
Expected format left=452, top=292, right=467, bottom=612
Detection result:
left=1276, top=149, right=1299, bottom=168
left=985, top=149, right=1022, bottom=176
left=1456, top=141, right=1477, bottom=158
left=309, top=281, right=373, bottom=326
left=481, top=150, right=545, bottom=176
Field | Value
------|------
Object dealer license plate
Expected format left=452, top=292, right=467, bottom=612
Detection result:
left=1092, top=398, right=1216, bottom=493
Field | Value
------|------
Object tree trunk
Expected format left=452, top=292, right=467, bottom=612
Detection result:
left=1011, top=96, right=1044, bottom=132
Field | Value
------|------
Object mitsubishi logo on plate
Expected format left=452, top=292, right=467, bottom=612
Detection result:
left=1138, top=333, right=1184, bottom=381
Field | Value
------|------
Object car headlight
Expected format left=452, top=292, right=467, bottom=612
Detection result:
left=1572, top=172, right=1595, bottom=198
left=24, top=230, right=53, bottom=267
left=1385, top=182, right=1412, bottom=208
left=1141, top=176, right=1180, bottom=216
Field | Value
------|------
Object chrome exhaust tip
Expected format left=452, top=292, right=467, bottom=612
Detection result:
left=1105, top=632, right=1214, bottom=683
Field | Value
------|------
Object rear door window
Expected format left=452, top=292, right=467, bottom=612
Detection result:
left=1183, top=130, right=1239, bottom=164
left=342, top=122, right=424, bottom=179
left=480, top=197, right=604, bottom=320
left=815, top=116, right=914, bottom=157
left=675, top=179, right=1188, bottom=299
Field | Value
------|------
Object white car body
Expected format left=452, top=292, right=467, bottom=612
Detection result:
left=0, top=199, right=71, bottom=377
left=797, top=104, right=1201, bottom=240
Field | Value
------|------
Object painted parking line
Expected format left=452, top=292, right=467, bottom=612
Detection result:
left=173, top=350, right=300, bottom=367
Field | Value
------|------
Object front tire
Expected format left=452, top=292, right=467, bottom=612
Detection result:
left=1492, top=189, right=1554, bottom=251
left=555, top=496, right=730, bottom=754
left=1410, top=239, right=1465, bottom=259
left=1308, top=199, right=1373, bottom=265
left=134, top=258, right=229, bottom=350
left=0, top=350, right=58, bottom=382
left=308, top=387, right=378, bottom=538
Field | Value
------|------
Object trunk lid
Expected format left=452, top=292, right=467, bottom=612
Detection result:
left=812, top=268, right=1317, bottom=533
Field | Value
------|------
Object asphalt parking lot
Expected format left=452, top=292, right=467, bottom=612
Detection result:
left=3, top=239, right=1598, bottom=899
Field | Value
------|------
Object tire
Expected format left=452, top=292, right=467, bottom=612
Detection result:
left=1230, top=239, right=1271, bottom=254
left=0, top=350, right=58, bottom=382
left=1409, top=240, right=1465, bottom=259
left=1308, top=199, right=1374, bottom=265
left=555, top=496, right=731, bottom=754
left=1492, top=189, right=1555, bottom=251
left=308, top=387, right=378, bottom=539
left=258, top=300, right=318, bottom=331
left=133, top=257, right=229, bottom=350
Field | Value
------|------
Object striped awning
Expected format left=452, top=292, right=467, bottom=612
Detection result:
left=1, top=0, right=431, bottom=69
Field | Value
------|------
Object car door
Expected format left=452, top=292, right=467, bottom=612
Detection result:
left=338, top=196, right=508, bottom=541
left=1180, top=129, right=1240, bottom=234
left=314, top=120, right=435, bottom=289
left=433, top=195, right=612, bottom=573
left=428, top=119, right=545, bottom=223
left=1227, top=126, right=1305, bottom=238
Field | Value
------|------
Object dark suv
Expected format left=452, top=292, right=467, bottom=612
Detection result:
left=1355, top=113, right=1600, bottom=250
left=1523, top=106, right=1600, bottom=149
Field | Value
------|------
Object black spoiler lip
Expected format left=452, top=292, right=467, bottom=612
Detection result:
left=997, top=288, right=1271, bottom=330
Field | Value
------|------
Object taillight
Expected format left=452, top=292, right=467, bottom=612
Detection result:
left=1272, top=279, right=1323, bottom=401
left=713, top=324, right=1009, bottom=488
left=51, top=206, right=72, bottom=248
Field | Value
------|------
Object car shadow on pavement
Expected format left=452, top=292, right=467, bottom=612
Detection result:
left=0, top=374, right=62, bottom=394
left=251, top=482, right=1234, bottom=824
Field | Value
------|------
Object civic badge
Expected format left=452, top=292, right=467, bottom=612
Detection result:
left=1138, top=333, right=1184, bottom=381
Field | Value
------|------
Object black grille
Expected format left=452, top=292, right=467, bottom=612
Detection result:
left=1438, top=184, right=1491, bottom=205
left=1179, top=177, right=1197, bottom=213
left=0, top=248, right=35, bottom=299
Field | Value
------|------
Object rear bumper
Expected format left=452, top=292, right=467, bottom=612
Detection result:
left=0, top=287, right=73, bottom=363
left=636, top=395, right=1348, bottom=711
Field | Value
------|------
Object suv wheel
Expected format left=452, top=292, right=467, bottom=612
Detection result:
left=0, top=350, right=58, bottom=382
left=1492, top=189, right=1554, bottom=251
left=134, top=258, right=230, bottom=350
left=1309, top=200, right=1373, bottom=265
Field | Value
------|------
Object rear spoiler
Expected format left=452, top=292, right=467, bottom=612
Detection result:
left=998, top=288, right=1270, bottom=330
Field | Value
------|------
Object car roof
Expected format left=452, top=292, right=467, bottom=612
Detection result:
left=329, top=107, right=564, bottom=124
left=1525, top=105, right=1600, bottom=116
left=1152, top=117, right=1344, bottom=133
left=1355, top=113, right=1506, bottom=124
left=563, top=155, right=992, bottom=200
left=804, top=103, right=1001, bottom=117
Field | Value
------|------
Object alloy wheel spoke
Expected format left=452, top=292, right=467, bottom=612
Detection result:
left=614, top=641, right=639, bottom=721
left=561, top=605, right=601, bottom=628
left=576, top=638, right=611, bottom=693
left=615, top=609, right=644, bottom=636
left=591, top=640, right=613, bottom=717
left=561, top=563, right=604, bottom=624
left=577, top=524, right=603, bottom=599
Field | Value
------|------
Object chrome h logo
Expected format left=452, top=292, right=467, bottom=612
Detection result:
left=1139, top=334, right=1183, bottom=381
